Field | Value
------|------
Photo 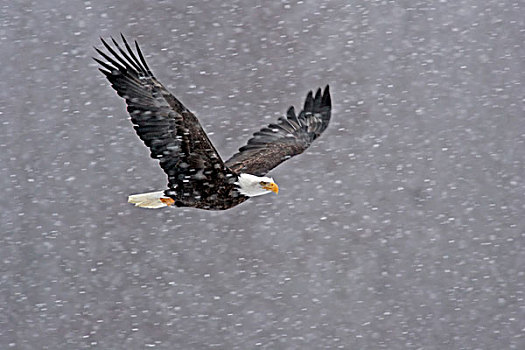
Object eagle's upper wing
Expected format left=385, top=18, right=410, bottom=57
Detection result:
left=94, top=35, right=234, bottom=195
left=225, top=86, right=331, bottom=176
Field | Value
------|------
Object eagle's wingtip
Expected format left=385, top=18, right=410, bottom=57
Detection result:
left=322, top=85, right=331, bottom=107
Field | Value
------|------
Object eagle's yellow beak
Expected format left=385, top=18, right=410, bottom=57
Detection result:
left=262, top=182, right=279, bottom=194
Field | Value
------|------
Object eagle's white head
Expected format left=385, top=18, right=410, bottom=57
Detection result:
left=234, top=173, right=279, bottom=197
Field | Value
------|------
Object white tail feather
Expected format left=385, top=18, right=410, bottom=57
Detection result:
left=128, top=191, right=168, bottom=209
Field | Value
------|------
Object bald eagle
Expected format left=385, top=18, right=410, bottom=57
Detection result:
left=94, top=35, right=331, bottom=210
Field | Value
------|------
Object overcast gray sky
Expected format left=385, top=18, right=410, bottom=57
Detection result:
left=1, top=1, right=523, bottom=349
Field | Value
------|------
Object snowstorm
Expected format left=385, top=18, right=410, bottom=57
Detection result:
left=1, top=1, right=523, bottom=349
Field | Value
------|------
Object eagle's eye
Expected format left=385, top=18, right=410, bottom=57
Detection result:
left=259, top=181, right=268, bottom=186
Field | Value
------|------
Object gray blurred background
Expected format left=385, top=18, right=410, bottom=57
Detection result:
left=1, top=0, right=524, bottom=349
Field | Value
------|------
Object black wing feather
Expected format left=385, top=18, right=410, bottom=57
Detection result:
left=109, top=36, right=143, bottom=73
left=225, top=85, right=331, bottom=176
left=94, top=36, right=236, bottom=202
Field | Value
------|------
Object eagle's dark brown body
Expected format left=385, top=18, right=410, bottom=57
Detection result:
left=94, top=35, right=331, bottom=210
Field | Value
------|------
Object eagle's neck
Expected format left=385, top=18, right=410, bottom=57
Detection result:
left=234, top=173, right=275, bottom=197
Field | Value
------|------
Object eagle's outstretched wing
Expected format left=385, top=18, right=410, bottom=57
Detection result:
left=94, top=35, right=235, bottom=199
left=225, top=86, right=331, bottom=176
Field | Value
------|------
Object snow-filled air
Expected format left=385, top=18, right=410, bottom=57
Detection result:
left=1, top=1, right=523, bottom=349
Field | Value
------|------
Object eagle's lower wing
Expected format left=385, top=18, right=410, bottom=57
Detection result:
left=225, top=86, right=331, bottom=176
left=94, top=35, right=233, bottom=196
